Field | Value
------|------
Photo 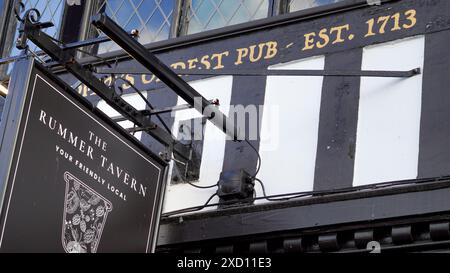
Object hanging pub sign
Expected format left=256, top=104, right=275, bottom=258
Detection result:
left=0, top=58, right=167, bottom=253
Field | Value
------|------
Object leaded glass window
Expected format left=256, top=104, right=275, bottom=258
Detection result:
left=185, top=0, right=270, bottom=35
left=287, top=0, right=344, bottom=12
left=93, top=0, right=176, bottom=54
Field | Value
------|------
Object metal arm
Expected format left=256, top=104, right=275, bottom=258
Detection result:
left=91, top=14, right=240, bottom=141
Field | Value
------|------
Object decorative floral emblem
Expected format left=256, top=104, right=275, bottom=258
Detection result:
left=62, top=172, right=112, bottom=253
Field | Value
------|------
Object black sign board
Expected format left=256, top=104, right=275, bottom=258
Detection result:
left=0, top=59, right=167, bottom=253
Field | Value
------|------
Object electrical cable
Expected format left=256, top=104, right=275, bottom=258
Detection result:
left=112, top=82, right=221, bottom=190
left=185, top=180, right=218, bottom=190
left=178, top=139, right=260, bottom=190
left=162, top=175, right=450, bottom=217
left=255, top=178, right=305, bottom=202
left=184, top=181, right=217, bottom=190
left=171, top=159, right=219, bottom=189
left=244, top=139, right=261, bottom=179
left=114, top=79, right=221, bottom=190
left=243, top=139, right=285, bottom=201
left=164, top=193, right=218, bottom=217
left=204, top=193, right=218, bottom=206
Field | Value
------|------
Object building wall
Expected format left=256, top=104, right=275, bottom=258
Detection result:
left=80, top=0, right=450, bottom=216
left=1, top=0, right=450, bottom=252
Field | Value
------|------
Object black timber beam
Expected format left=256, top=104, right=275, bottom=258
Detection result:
left=158, top=180, right=450, bottom=246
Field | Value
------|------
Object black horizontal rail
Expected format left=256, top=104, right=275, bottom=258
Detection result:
left=0, top=51, right=46, bottom=65
left=61, top=31, right=139, bottom=51
left=0, top=31, right=138, bottom=65
left=96, top=68, right=421, bottom=78
left=111, top=100, right=216, bottom=123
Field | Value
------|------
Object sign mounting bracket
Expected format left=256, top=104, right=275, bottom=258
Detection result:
left=16, top=9, right=192, bottom=161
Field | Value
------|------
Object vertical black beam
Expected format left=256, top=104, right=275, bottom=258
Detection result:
left=222, top=76, right=266, bottom=174
left=268, top=0, right=277, bottom=17
left=313, top=49, right=362, bottom=191
left=170, top=0, right=184, bottom=38
left=59, top=1, right=87, bottom=44
left=177, top=0, right=192, bottom=36
left=276, top=0, right=289, bottom=15
left=418, top=30, right=450, bottom=178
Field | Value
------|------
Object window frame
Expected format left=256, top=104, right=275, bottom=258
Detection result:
left=81, top=0, right=281, bottom=46
left=81, top=0, right=184, bottom=52
left=281, top=0, right=348, bottom=14
left=177, top=0, right=278, bottom=36
left=79, top=0, right=352, bottom=53
left=0, top=0, right=390, bottom=64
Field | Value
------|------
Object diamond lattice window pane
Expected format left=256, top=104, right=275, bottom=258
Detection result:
left=186, top=0, right=269, bottom=35
left=288, top=0, right=344, bottom=12
left=95, top=0, right=175, bottom=54
left=10, top=0, right=64, bottom=57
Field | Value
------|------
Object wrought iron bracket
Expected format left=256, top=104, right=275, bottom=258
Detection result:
left=16, top=10, right=191, bottom=161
